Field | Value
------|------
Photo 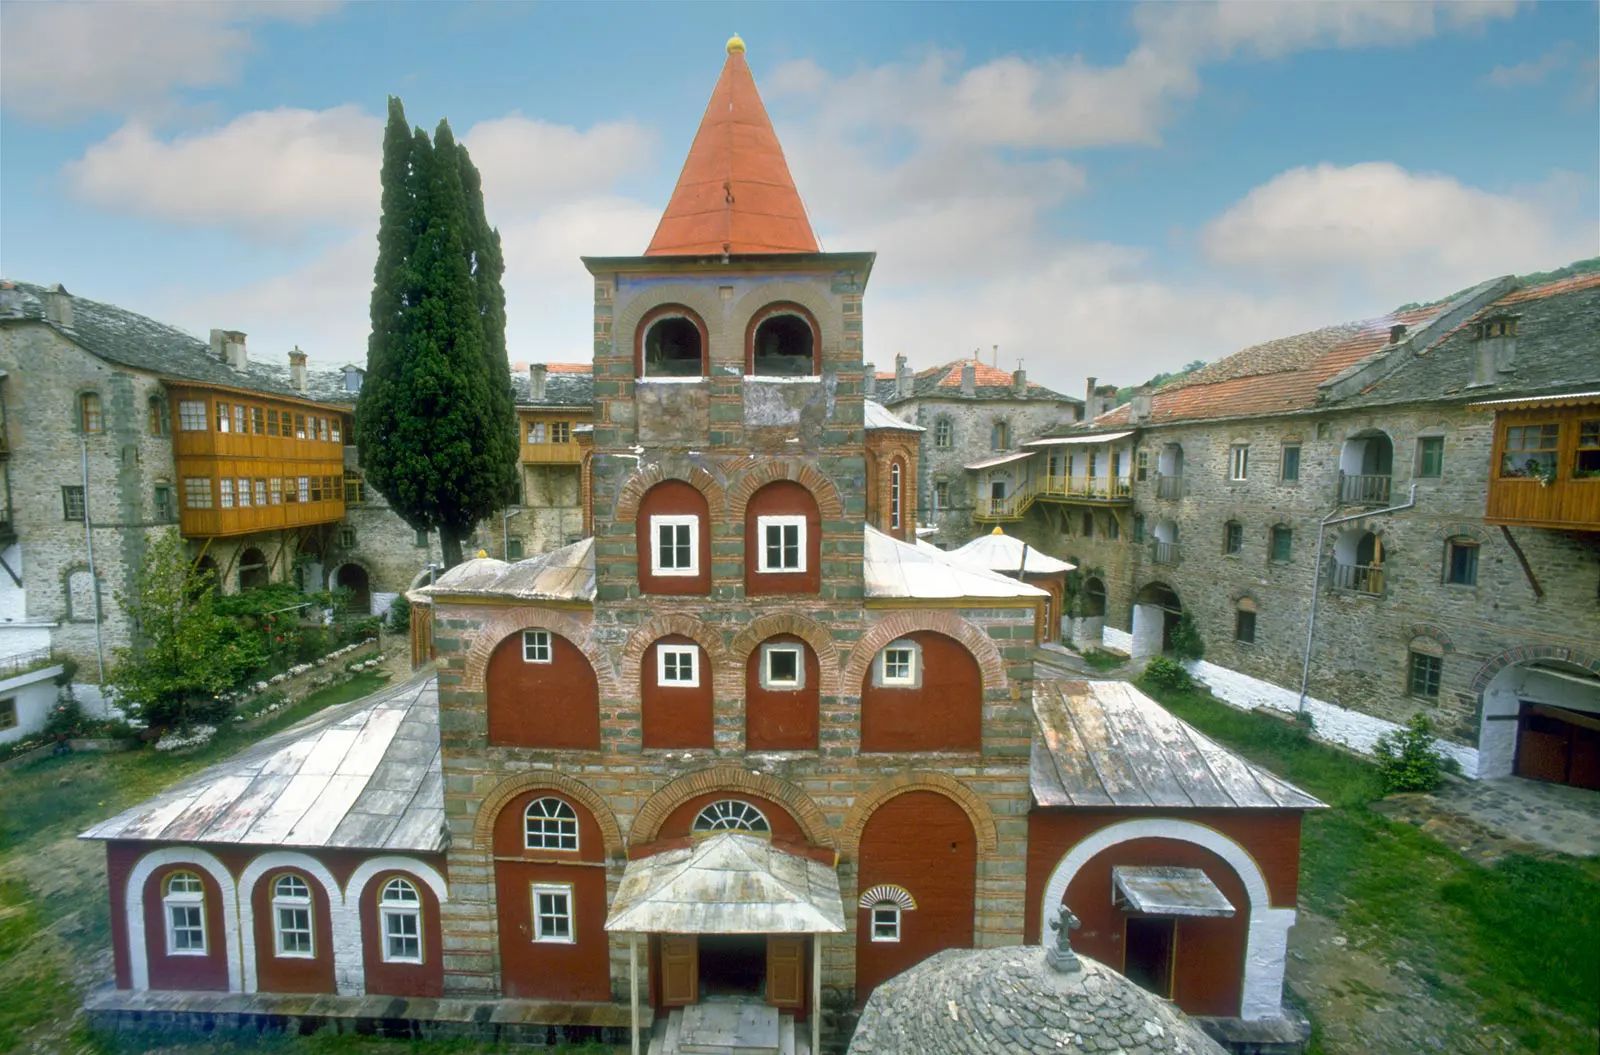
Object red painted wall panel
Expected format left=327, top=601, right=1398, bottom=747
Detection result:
left=854, top=792, right=976, bottom=1002
left=745, top=634, right=820, bottom=751
left=251, top=867, right=336, bottom=994
left=743, top=481, right=822, bottom=597
left=642, top=636, right=714, bottom=748
left=486, top=630, right=601, bottom=749
left=860, top=631, right=982, bottom=752
left=142, top=864, right=230, bottom=992
left=495, top=861, right=612, bottom=1001
left=358, top=869, right=445, bottom=997
left=636, top=481, right=711, bottom=596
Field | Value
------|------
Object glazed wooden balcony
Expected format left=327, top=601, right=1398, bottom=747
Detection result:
left=1035, top=474, right=1133, bottom=504
left=178, top=494, right=345, bottom=539
left=522, top=440, right=584, bottom=465
left=1480, top=403, right=1600, bottom=532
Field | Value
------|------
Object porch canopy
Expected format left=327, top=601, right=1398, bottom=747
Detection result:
left=604, top=832, right=846, bottom=935
left=1112, top=865, right=1236, bottom=918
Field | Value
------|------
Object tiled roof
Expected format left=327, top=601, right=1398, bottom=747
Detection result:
left=875, top=358, right=1081, bottom=406
left=645, top=42, right=819, bottom=256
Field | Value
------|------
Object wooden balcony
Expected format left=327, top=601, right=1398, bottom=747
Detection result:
left=1155, top=474, right=1183, bottom=500
left=1150, top=541, right=1180, bottom=566
left=522, top=441, right=584, bottom=465
left=178, top=496, right=345, bottom=539
left=1332, top=562, right=1384, bottom=595
left=974, top=483, right=1035, bottom=522
left=1339, top=472, right=1392, bottom=505
left=1035, top=475, right=1133, bottom=504
left=1477, top=400, right=1600, bottom=532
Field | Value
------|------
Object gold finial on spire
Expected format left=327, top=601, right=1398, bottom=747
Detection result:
left=476, top=548, right=488, bottom=559
left=727, top=33, right=746, bottom=55
left=991, top=526, right=1005, bottom=535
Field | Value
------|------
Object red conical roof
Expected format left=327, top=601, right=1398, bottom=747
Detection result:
left=645, top=38, right=820, bottom=256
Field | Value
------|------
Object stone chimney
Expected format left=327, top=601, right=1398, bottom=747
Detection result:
left=530, top=363, right=548, bottom=403
left=44, top=284, right=74, bottom=330
left=210, top=329, right=248, bottom=371
left=895, top=354, right=913, bottom=399
left=862, top=362, right=877, bottom=399
left=288, top=346, right=309, bottom=393
left=1389, top=323, right=1407, bottom=344
left=1084, top=376, right=1097, bottom=412
left=1012, top=368, right=1027, bottom=398
left=1129, top=385, right=1153, bottom=425
left=960, top=362, right=976, bottom=398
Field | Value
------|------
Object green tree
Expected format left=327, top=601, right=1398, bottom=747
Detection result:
left=1169, top=610, right=1205, bottom=662
left=107, top=530, right=253, bottom=729
left=356, top=100, right=517, bottom=568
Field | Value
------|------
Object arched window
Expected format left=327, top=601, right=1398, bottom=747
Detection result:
left=858, top=885, right=917, bottom=944
left=1334, top=530, right=1384, bottom=594
left=524, top=797, right=579, bottom=851
left=272, top=874, right=314, bottom=958
left=80, top=392, right=104, bottom=434
left=991, top=419, right=1010, bottom=451
left=748, top=305, right=818, bottom=376
left=637, top=479, right=711, bottom=596
left=934, top=418, right=953, bottom=450
left=890, top=462, right=902, bottom=530
left=691, top=800, right=771, bottom=834
left=638, top=308, right=706, bottom=378
left=163, top=871, right=206, bottom=955
left=379, top=878, right=422, bottom=964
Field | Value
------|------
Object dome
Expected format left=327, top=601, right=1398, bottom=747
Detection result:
left=848, top=946, right=1226, bottom=1055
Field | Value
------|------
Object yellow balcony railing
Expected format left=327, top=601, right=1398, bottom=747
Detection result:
left=1036, top=474, right=1133, bottom=502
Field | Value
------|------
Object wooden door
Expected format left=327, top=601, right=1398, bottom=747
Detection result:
left=660, top=935, right=698, bottom=1006
left=766, top=936, right=805, bottom=1009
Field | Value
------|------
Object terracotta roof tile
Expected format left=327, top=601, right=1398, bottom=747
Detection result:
left=645, top=43, right=819, bottom=256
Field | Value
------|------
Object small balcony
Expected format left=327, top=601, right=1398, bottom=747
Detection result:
left=1036, top=475, right=1133, bottom=504
left=1338, top=472, right=1392, bottom=505
left=522, top=441, right=584, bottom=465
left=1151, top=540, right=1180, bottom=566
left=1155, top=474, right=1183, bottom=500
left=974, top=486, right=1033, bottom=522
left=1332, top=562, right=1384, bottom=595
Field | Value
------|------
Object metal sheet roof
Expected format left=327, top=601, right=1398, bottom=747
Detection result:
left=420, top=537, right=595, bottom=603
left=81, top=678, right=445, bottom=852
left=605, top=833, right=845, bottom=935
left=865, top=526, right=1048, bottom=602
left=863, top=399, right=924, bottom=432
left=1466, top=389, right=1600, bottom=410
left=1023, top=431, right=1134, bottom=447
left=1112, top=866, right=1236, bottom=918
left=1030, top=680, right=1324, bottom=810
left=949, top=529, right=1075, bottom=575
left=963, top=450, right=1034, bottom=471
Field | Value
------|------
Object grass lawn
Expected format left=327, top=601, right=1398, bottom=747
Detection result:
left=0, top=673, right=392, bottom=1055
left=1141, top=675, right=1600, bottom=1055
left=1076, top=648, right=1127, bottom=673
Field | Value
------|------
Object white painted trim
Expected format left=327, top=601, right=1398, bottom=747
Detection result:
left=125, top=847, right=242, bottom=992
left=656, top=643, right=700, bottom=688
left=755, top=515, right=807, bottom=573
left=649, top=514, right=700, bottom=576
left=521, top=629, right=552, bottom=664
left=345, top=856, right=449, bottom=975
left=236, top=852, right=351, bottom=995
left=531, top=881, right=577, bottom=944
left=1038, top=818, right=1296, bottom=1022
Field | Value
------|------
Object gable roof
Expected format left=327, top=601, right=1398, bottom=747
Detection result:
left=874, top=358, right=1080, bottom=406
left=864, top=525, right=1049, bottom=601
left=863, top=399, right=923, bottom=432
left=418, top=537, right=595, bottom=604
left=645, top=39, right=819, bottom=257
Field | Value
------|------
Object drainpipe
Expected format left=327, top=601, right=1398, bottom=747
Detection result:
left=502, top=508, right=516, bottom=561
left=80, top=437, right=105, bottom=682
left=1297, top=485, right=1416, bottom=713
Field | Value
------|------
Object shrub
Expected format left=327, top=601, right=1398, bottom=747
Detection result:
left=43, top=698, right=86, bottom=738
left=1141, top=656, right=1195, bottom=693
left=388, top=594, right=412, bottom=631
left=53, top=658, right=79, bottom=687
left=294, top=626, right=332, bottom=664
left=1373, top=712, right=1446, bottom=793
left=1169, top=611, right=1205, bottom=662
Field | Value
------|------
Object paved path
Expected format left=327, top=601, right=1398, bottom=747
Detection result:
left=1374, top=773, right=1600, bottom=862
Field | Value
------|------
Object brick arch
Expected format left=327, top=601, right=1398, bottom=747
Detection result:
left=1432, top=521, right=1491, bottom=545
left=842, top=611, right=1008, bottom=693
left=630, top=765, right=834, bottom=849
left=1406, top=623, right=1456, bottom=654
left=619, top=613, right=728, bottom=686
left=613, top=283, right=724, bottom=358
left=471, top=771, right=625, bottom=859
left=459, top=606, right=616, bottom=696
left=727, top=612, right=843, bottom=696
left=730, top=281, right=841, bottom=354
left=612, top=461, right=728, bottom=526
left=1470, top=644, right=1600, bottom=695
left=725, top=459, right=845, bottom=522
left=839, top=772, right=999, bottom=858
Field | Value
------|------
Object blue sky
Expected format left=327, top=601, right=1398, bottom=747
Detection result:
left=2, top=1, right=1596, bottom=393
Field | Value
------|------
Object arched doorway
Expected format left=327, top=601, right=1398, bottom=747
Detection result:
left=1131, top=582, right=1181, bottom=659
left=1478, top=658, right=1600, bottom=787
left=333, top=563, right=371, bottom=615
left=1339, top=430, right=1394, bottom=503
left=1332, top=530, right=1384, bottom=594
left=238, top=548, right=270, bottom=591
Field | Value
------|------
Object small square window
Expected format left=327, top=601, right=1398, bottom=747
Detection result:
left=657, top=644, right=699, bottom=687
left=879, top=643, right=918, bottom=686
left=1281, top=445, right=1300, bottom=483
left=871, top=904, right=901, bottom=942
left=532, top=884, right=574, bottom=943
left=1445, top=540, right=1478, bottom=586
left=414, top=529, right=428, bottom=548
left=932, top=480, right=950, bottom=511
left=337, top=525, right=356, bottom=548
left=1408, top=652, right=1442, bottom=698
left=1235, top=609, right=1257, bottom=644
left=523, top=630, right=552, bottom=664
left=1417, top=437, right=1444, bottom=479
left=763, top=646, right=802, bottom=689
left=1228, top=444, right=1250, bottom=481
left=62, top=485, right=86, bottom=522
left=758, top=516, right=806, bottom=573
left=0, top=698, right=16, bottom=731
left=506, top=537, right=524, bottom=560
left=651, top=515, right=699, bottom=576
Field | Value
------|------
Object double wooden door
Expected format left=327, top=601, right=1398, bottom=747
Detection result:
left=658, top=935, right=807, bottom=1009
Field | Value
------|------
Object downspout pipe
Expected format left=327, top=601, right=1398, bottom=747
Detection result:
left=81, top=436, right=105, bottom=682
left=1297, top=485, right=1416, bottom=714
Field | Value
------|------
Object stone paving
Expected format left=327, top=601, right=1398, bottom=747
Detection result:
left=1373, top=772, right=1600, bottom=863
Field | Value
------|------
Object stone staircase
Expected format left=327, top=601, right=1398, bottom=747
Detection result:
left=648, top=1002, right=807, bottom=1055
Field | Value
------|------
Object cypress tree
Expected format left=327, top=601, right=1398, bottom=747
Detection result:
left=356, top=104, right=517, bottom=569
left=456, top=138, right=520, bottom=506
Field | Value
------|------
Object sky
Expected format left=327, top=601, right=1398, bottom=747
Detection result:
left=2, top=0, right=1596, bottom=395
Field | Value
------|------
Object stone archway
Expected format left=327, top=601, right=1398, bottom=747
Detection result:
left=1131, top=581, right=1181, bottom=659
left=1473, top=646, right=1600, bottom=782
left=332, top=562, right=371, bottom=614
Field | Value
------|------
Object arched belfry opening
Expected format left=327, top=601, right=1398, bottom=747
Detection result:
left=750, top=312, right=816, bottom=376
left=641, top=315, right=705, bottom=378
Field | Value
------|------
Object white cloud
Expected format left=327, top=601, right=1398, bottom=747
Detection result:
left=0, top=0, right=336, bottom=123
left=1201, top=162, right=1596, bottom=295
left=463, top=116, right=656, bottom=217
left=1487, top=44, right=1572, bottom=88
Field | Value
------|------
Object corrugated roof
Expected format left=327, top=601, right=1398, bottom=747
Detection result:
left=420, top=538, right=595, bottom=604
left=80, top=677, right=445, bottom=852
left=645, top=41, right=819, bottom=256
left=863, top=399, right=924, bottom=432
left=948, top=529, right=1074, bottom=575
left=1466, top=389, right=1600, bottom=410
left=864, top=526, right=1048, bottom=601
left=605, top=832, right=845, bottom=935
left=1030, top=680, right=1323, bottom=810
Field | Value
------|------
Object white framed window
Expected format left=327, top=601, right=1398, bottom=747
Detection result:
left=163, top=871, right=207, bottom=956
left=889, top=463, right=902, bottom=529
left=272, top=874, right=314, bottom=958
left=532, top=883, right=575, bottom=943
left=522, top=629, right=552, bottom=664
left=379, top=877, right=422, bottom=964
left=650, top=514, right=699, bottom=576
left=761, top=644, right=803, bottom=690
left=298, top=476, right=310, bottom=503
left=1229, top=444, right=1250, bottom=481
left=236, top=477, right=251, bottom=508
left=219, top=478, right=234, bottom=509
left=870, top=903, right=901, bottom=942
left=657, top=644, right=699, bottom=687
left=692, top=799, right=771, bottom=834
left=877, top=640, right=919, bottom=687
left=757, top=515, right=806, bottom=573
left=524, top=797, right=579, bottom=851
